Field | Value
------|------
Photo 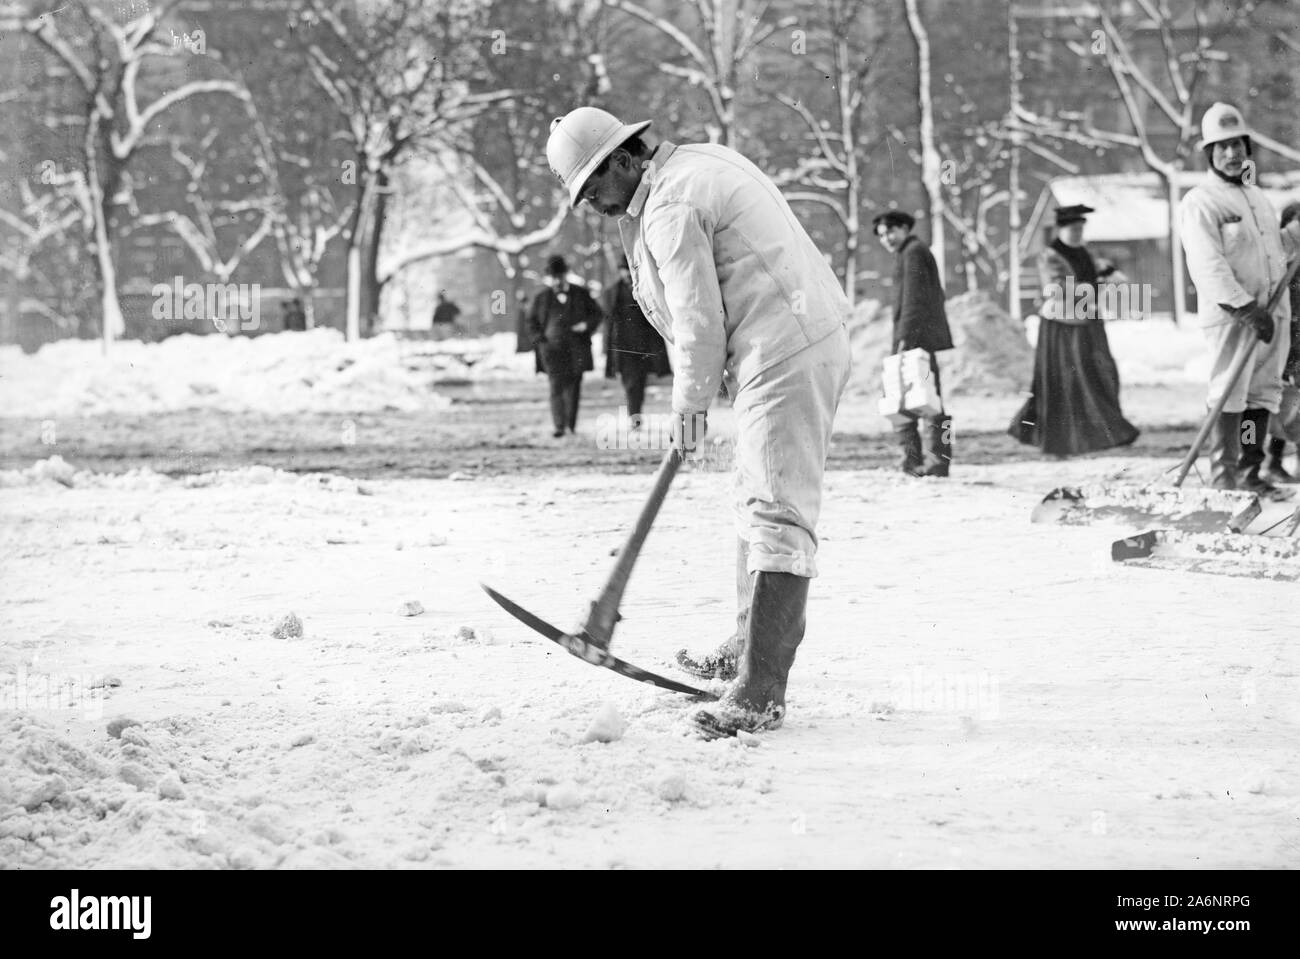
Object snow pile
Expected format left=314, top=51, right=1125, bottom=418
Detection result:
left=0, top=456, right=371, bottom=492
left=847, top=291, right=1034, bottom=398
left=0, top=713, right=346, bottom=869
left=1106, top=317, right=1211, bottom=386
left=847, top=290, right=1212, bottom=399
left=0, top=329, right=461, bottom=418
left=403, top=331, right=540, bottom=383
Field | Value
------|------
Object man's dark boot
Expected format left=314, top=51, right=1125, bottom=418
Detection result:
left=1263, top=437, right=1298, bottom=484
left=1238, top=408, right=1278, bottom=495
left=895, top=418, right=925, bottom=476
left=676, top=538, right=749, bottom=681
left=692, top=571, right=809, bottom=740
left=920, top=414, right=952, bottom=477
left=1208, top=411, right=1241, bottom=490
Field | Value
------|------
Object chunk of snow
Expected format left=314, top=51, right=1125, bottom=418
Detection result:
left=656, top=772, right=688, bottom=803
left=271, top=613, right=303, bottom=639
left=544, top=782, right=584, bottom=810
left=583, top=702, right=627, bottom=743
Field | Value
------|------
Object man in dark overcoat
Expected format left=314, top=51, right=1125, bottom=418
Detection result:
left=604, top=255, right=671, bottom=423
left=527, top=254, right=603, bottom=437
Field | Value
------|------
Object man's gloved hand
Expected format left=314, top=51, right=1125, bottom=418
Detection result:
left=670, top=411, right=708, bottom=454
left=1229, top=302, right=1274, bottom=345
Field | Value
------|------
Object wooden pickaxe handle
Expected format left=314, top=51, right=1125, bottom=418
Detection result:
left=1173, top=258, right=1300, bottom=488
left=578, top=447, right=685, bottom=650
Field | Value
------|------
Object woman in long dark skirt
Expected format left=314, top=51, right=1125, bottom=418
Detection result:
left=1010, top=205, right=1139, bottom=457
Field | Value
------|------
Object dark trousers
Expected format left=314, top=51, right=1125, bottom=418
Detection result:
left=620, top=359, right=649, bottom=418
left=549, top=374, right=582, bottom=432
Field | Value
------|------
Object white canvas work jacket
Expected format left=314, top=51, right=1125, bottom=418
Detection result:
left=1180, top=170, right=1300, bottom=329
left=617, top=142, right=850, bottom=414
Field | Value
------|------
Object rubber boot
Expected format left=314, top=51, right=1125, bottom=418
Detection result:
left=895, top=417, right=925, bottom=476
left=1262, top=437, right=1298, bottom=484
left=920, top=414, right=952, bottom=477
left=692, top=571, right=809, bottom=740
left=1208, top=411, right=1241, bottom=491
left=675, top=537, right=750, bottom=681
left=1238, top=408, right=1278, bottom=495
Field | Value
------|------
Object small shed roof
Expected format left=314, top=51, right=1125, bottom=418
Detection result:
left=1023, top=169, right=1300, bottom=253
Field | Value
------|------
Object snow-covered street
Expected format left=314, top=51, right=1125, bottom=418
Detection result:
left=3, top=449, right=1297, bottom=868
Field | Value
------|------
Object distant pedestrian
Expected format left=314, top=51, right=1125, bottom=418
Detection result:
left=527, top=255, right=602, bottom=437
left=604, top=256, right=671, bottom=424
left=432, top=292, right=462, bottom=335
left=1009, top=204, right=1139, bottom=458
left=281, top=299, right=307, bottom=332
left=873, top=210, right=954, bottom=477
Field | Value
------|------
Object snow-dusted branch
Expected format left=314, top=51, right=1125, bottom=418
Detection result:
left=115, top=81, right=250, bottom=160
left=776, top=94, right=849, bottom=178
left=379, top=202, right=569, bottom=283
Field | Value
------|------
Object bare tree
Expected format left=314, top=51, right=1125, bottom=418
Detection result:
left=241, top=92, right=354, bottom=331
left=0, top=180, right=85, bottom=335
left=606, top=0, right=796, bottom=149
left=127, top=131, right=276, bottom=284
left=759, top=0, right=895, bottom=305
left=0, top=0, right=250, bottom=349
left=903, top=0, right=945, bottom=280
left=293, top=0, right=514, bottom=340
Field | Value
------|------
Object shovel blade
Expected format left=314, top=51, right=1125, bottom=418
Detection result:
left=1033, top=484, right=1261, bottom=534
left=1110, top=528, right=1300, bottom=579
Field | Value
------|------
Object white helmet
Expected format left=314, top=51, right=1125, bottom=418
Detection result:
left=1197, top=102, right=1253, bottom=150
left=546, top=107, right=651, bottom=209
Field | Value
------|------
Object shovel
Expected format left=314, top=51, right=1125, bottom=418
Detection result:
left=1033, top=258, right=1300, bottom=541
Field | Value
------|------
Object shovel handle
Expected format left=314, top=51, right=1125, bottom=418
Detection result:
left=1172, top=328, right=1258, bottom=487
left=580, top=447, right=684, bottom=648
left=1173, top=258, right=1300, bottom=488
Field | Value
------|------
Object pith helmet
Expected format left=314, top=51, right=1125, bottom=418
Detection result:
left=546, top=107, right=651, bottom=209
left=1197, top=102, right=1253, bottom=150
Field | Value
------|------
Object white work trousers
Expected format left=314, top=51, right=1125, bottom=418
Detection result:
left=731, top=324, right=851, bottom=578
left=1203, top=315, right=1292, bottom=414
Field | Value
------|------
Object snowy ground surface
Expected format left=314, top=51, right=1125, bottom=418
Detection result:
left=2, top=321, right=1298, bottom=869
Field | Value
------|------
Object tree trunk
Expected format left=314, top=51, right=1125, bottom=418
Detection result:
left=838, top=32, right=858, bottom=308
left=362, top=170, right=390, bottom=336
left=905, top=0, right=945, bottom=281
left=344, top=175, right=373, bottom=343
left=1166, top=172, right=1185, bottom=325
left=345, top=241, right=362, bottom=342
left=83, top=124, right=125, bottom=350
